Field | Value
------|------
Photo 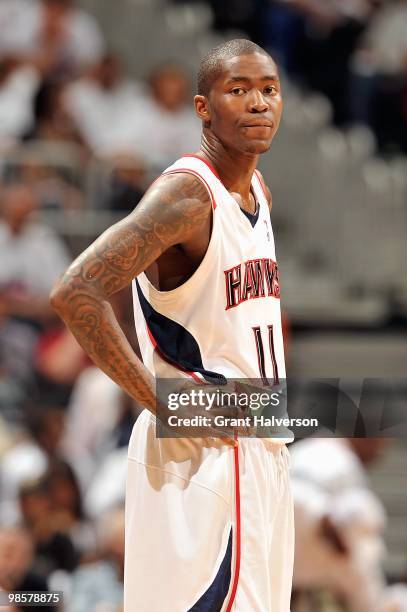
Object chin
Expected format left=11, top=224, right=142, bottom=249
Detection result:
left=243, top=140, right=272, bottom=155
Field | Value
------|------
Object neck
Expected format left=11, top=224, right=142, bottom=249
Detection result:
left=198, top=129, right=259, bottom=199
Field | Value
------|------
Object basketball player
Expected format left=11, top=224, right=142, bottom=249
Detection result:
left=51, top=39, right=294, bottom=611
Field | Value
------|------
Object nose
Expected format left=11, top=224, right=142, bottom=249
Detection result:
left=248, top=89, right=269, bottom=113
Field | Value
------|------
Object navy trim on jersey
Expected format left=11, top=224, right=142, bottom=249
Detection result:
left=188, top=529, right=232, bottom=611
left=135, top=280, right=226, bottom=385
left=240, top=200, right=260, bottom=228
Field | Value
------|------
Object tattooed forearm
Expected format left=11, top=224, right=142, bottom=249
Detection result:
left=54, top=284, right=157, bottom=408
left=50, top=173, right=211, bottom=411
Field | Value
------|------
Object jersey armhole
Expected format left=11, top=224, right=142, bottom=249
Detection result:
left=162, top=168, right=217, bottom=211
left=136, top=167, right=219, bottom=300
left=254, top=169, right=270, bottom=208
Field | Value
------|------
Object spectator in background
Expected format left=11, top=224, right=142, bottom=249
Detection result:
left=291, top=438, right=390, bottom=612
left=0, top=184, right=69, bottom=302
left=69, top=60, right=201, bottom=169
left=17, top=157, right=84, bottom=212
left=0, top=0, right=105, bottom=78
left=18, top=477, right=79, bottom=578
left=0, top=56, right=41, bottom=149
left=56, top=364, right=135, bottom=525
left=64, top=53, right=149, bottom=156
left=0, top=0, right=36, bottom=57
left=0, top=405, right=65, bottom=524
left=37, top=0, right=105, bottom=77
left=60, top=367, right=125, bottom=493
left=132, top=63, right=201, bottom=169
left=0, top=184, right=70, bottom=382
left=67, top=507, right=125, bottom=612
left=350, top=0, right=407, bottom=152
left=354, top=0, right=407, bottom=76
left=0, top=184, right=70, bottom=304
left=262, top=0, right=378, bottom=124
left=104, top=153, right=146, bottom=213
left=30, top=79, right=86, bottom=147
left=35, top=327, right=88, bottom=388
left=44, top=460, right=97, bottom=558
left=0, top=526, right=55, bottom=612
left=205, top=0, right=264, bottom=43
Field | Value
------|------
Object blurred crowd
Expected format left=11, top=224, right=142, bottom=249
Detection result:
left=290, top=437, right=407, bottom=612
left=0, top=1, right=200, bottom=610
left=0, top=0, right=201, bottom=216
left=208, top=0, right=407, bottom=153
left=0, top=0, right=406, bottom=611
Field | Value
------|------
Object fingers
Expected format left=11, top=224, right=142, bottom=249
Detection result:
left=203, top=435, right=237, bottom=448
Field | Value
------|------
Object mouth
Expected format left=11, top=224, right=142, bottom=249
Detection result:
left=241, top=124, right=274, bottom=139
left=242, top=121, right=274, bottom=129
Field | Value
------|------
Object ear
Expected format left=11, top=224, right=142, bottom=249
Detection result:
left=194, top=95, right=211, bottom=122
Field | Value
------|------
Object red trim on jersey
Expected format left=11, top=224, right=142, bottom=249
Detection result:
left=147, top=157, right=218, bottom=209
left=163, top=168, right=217, bottom=211
left=145, top=323, right=203, bottom=384
left=254, top=169, right=269, bottom=201
left=226, top=443, right=241, bottom=611
left=185, top=370, right=204, bottom=383
left=182, top=154, right=220, bottom=180
left=183, top=370, right=202, bottom=384
left=146, top=324, right=157, bottom=348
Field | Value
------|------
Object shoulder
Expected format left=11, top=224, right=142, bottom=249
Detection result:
left=141, top=170, right=212, bottom=219
left=119, top=170, right=212, bottom=249
left=255, top=169, right=272, bottom=212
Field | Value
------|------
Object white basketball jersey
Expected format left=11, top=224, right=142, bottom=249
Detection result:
left=125, top=155, right=295, bottom=611
left=132, top=154, right=286, bottom=384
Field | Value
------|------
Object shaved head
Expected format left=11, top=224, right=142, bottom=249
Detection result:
left=197, top=39, right=271, bottom=97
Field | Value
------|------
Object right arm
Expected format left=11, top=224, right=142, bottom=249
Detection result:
left=50, top=173, right=212, bottom=413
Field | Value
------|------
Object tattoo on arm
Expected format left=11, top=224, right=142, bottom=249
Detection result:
left=50, top=173, right=211, bottom=411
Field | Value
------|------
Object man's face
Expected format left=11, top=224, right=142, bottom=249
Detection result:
left=199, top=53, right=283, bottom=155
left=2, top=187, right=37, bottom=235
left=151, top=68, right=189, bottom=112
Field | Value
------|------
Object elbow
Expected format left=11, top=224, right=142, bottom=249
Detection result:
left=50, top=272, right=103, bottom=319
left=49, top=280, right=65, bottom=315
left=49, top=274, right=74, bottom=317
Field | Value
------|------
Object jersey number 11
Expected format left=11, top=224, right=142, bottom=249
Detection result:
left=252, top=325, right=279, bottom=386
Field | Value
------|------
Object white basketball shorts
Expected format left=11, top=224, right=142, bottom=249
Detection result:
left=124, top=409, right=294, bottom=611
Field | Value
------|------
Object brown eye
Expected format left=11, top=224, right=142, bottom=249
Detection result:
left=264, top=85, right=278, bottom=95
left=230, top=87, right=245, bottom=95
